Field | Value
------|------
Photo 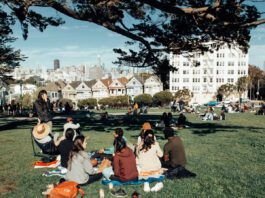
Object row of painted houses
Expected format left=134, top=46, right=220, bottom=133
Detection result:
left=47, top=75, right=163, bottom=103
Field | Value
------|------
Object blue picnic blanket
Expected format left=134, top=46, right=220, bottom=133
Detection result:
left=102, top=175, right=165, bottom=186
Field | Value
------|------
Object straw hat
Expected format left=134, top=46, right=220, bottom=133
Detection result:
left=32, top=123, right=51, bottom=139
left=142, top=122, right=152, bottom=131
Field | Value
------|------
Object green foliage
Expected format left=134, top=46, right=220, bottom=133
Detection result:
left=0, top=7, right=25, bottom=84
left=153, top=91, right=173, bottom=106
left=21, top=93, right=32, bottom=109
left=98, top=97, right=113, bottom=106
left=134, top=94, right=152, bottom=106
left=3, top=1, right=265, bottom=83
left=78, top=98, right=97, bottom=109
left=98, top=96, right=129, bottom=107
left=217, top=84, right=236, bottom=99
left=237, top=76, right=250, bottom=94
left=59, top=98, right=73, bottom=107
left=175, top=89, right=193, bottom=102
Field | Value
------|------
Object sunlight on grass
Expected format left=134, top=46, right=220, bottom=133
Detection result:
left=0, top=112, right=264, bottom=197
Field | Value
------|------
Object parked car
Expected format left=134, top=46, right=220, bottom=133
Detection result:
left=205, top=101, right=218, bottom=107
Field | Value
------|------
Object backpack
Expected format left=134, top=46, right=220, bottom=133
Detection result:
left=48, top=181, right=85, bottom=198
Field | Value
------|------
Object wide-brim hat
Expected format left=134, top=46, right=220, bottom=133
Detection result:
left=32, top=123, right=51, bottom=139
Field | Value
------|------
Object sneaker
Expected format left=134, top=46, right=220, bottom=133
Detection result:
left=143, top=182, right=150, bottom=192
left=111, top=188, right=127, bottom=197
left=150, top=182, right=163, bottom=192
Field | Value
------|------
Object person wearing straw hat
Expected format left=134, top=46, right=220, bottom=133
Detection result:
left=32, top=123, right=59, bottom=155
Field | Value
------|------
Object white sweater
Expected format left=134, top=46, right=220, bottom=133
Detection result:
left=136, top=142, right=163, bottom=171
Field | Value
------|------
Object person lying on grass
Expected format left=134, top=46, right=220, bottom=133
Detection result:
left=65, top=135, right=103, bottom=185
left=102, top=137, right=138, bottom=182
left=136, top=130, right=164, bottom=192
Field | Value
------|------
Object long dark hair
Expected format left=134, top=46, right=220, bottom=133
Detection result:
left=37, top=90, right=49, bottom=111
left=114, top=128, right=124, bottom=138
left=38, top=90, right=48, bottom=101
left=114, top=137, right=127, bottom=153
left=65, top=128, right=75, bottom=141
left=140, top=130, right=155, bottom=152
left=68, top=135, right=85, bottom=170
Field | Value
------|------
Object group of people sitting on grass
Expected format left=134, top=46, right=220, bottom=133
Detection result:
left=156, top=112, right=188, bottom=129
left=33, top=121, right=196, bottom=196
left=199, top=106, right=225, bottom=121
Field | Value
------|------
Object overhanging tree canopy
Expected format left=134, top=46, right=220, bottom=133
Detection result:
left=2, top=0, right=265, bottom=85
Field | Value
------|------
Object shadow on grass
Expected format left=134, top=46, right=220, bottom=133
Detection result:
left=1, top=113, right=264, bottom=139
left=0, top=113, right=162, bottom=134
left=189, top=122, right=265, bottom=136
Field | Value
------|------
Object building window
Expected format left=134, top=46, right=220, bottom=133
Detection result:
left=183, top=78, right=189, bottom=83
left=183, top=70, right=189, bottom=75
left=203, top=78, right=207, bottom=83
left=228, top=61, right=234, bottom=66
left=82, top=85, right=85, bottom=88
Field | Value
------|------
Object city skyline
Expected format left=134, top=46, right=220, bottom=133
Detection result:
left=10, top=3, right=265, bottom=70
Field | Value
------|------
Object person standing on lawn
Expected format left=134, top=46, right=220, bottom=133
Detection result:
left=33, top=90, right=53, bottom=130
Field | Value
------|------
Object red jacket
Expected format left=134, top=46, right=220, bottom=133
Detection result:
left=113, top=147, right=138, bottom=181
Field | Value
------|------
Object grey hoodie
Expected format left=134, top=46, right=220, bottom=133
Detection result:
left=65, top=151, right=96, bottom=184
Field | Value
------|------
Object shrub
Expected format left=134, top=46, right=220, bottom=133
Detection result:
left=78, top=98, right=97, bottom=109
left=153, top=91, right=173, bottom=106
left=134, top=94, right=152, bottom=106
left=175, top=89, right=193, bottom=104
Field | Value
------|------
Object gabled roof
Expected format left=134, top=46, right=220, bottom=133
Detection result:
left=70, top=81, right=81, bottom=89
left=56, top=80, right=66, bottom=89
left=145, top=75, right=162, bottom=83
left=84, top=79, right=97, bottom=88
left=133, top=75, right=145, bottom=84
left=101, top=78, right=112, bottom=87
left=46, top=81, right=65, bottom=91
left=117, top=77, right=128, bottom=85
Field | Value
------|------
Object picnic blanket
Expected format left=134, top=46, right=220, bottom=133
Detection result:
left=102, top=175, right=165, bottom=186
left=42, top=168, right=66, bottom=177
left=33, top=160, right=60, bottom=169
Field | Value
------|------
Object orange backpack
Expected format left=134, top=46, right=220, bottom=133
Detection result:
left=48, top=181, right=85, bottom=198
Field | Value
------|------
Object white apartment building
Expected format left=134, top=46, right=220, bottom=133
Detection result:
left=170, top=44, right=249, bottom=104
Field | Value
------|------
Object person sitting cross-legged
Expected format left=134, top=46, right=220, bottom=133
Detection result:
left=102, top=137, right=138, bottom=182
left=136, top=130, right=164, bottom=192
left=65, top=135, right=102, bottom=185
left=162, top=127, right=196, bottom=179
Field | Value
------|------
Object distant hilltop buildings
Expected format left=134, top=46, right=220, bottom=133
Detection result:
left=12, top=61, right=144, bottom=83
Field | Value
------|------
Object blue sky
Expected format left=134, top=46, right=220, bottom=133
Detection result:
left=11, top=3, right=265, bottom=70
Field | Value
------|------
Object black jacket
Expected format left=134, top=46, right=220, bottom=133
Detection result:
left=33, top=99, right=52, bottom=123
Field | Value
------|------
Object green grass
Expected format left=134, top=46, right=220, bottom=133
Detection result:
left=0, top=112, right=265, bottom=197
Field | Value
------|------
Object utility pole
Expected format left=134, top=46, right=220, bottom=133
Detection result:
left=257, top=79, right=260, bottom=100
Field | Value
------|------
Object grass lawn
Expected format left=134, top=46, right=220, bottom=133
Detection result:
left=0, top=111, right=264, bottom=197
